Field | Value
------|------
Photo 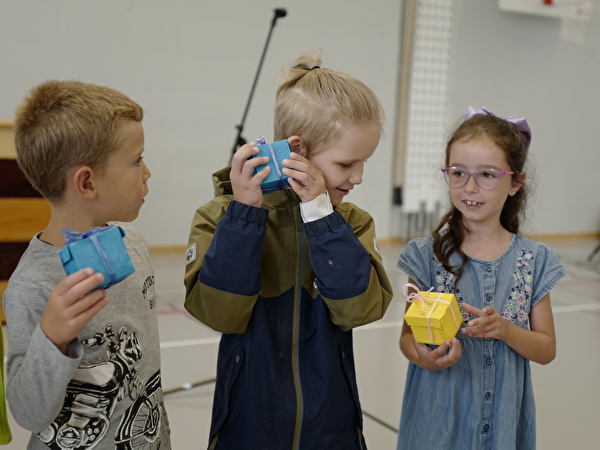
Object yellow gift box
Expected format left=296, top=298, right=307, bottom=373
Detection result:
left=403, top=283, right=461, bottom=345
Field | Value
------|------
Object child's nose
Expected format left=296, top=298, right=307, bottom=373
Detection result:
left=349, top=164, right=364, bottom=185
left=464, top=175, right=479, bottom=191
left=143, top=160, right=151, bottom=181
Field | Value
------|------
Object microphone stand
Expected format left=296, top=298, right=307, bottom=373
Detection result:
left=229, top=8, right=287, bottom=164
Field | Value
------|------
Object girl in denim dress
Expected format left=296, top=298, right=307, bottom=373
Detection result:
left=396, top=106, right=565, bottom=450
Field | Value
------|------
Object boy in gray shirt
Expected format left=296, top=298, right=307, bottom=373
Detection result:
left=3, top=80, right=171, bottom=449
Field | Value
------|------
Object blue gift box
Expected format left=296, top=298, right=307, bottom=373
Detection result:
left=253, top=137, right=292, bottom=193
left=58, top=225, right=135, bottom=289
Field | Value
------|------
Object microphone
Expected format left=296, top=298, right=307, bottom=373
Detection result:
left=272, top=8, right=287, bottom=25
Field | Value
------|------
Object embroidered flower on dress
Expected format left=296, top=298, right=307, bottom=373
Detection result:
left=501, top=248, right=534, bottom=326
left=434, top=260, right=468, bottom=324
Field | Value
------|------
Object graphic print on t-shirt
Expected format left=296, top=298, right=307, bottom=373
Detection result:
left=37, top=324, right=165, bottom=450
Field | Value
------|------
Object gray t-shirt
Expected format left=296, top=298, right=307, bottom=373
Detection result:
left=3, top=224, right=171, bottom=449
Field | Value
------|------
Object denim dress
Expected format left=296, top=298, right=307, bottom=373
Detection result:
left=396, top=235, right=565, bottom=450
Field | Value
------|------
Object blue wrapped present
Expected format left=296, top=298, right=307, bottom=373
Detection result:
left=253, top=136, right=291, bottom=193
left=58, top=225, right=135, bottom=289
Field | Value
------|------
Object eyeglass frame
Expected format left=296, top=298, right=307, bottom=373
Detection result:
left=441, top=167, right=516, bottom=191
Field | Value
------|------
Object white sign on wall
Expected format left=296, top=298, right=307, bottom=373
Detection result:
left=498, top=0, right=592, bottom=19
left=498, top=0, right=593, bottom=44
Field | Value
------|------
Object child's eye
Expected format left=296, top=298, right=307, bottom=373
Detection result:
left=340, top=163, right=352, bottom=168
left=135, top=156, right=144, bottom=166
left=480, top=170, right=498, bottom=179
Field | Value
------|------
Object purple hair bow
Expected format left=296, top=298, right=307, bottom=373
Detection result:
left=464, top=105, right=532, bottom=147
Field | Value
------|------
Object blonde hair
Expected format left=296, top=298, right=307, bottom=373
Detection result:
left=14, top=80, right=143, bottom=203
left=274, top=51, right=384, bottom=155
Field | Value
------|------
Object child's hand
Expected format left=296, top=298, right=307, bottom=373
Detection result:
left=282, top=152, right=327, bottom=203
left=412, top=336, right=462, bottom=370
left=460, top=303, right=506, bottom=339
left=40, top=268, right=108, bottom=355
left=230, top=143, right=270, bottom=208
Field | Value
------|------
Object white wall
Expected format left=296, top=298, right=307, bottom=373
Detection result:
left=451, top=1, right=600, bottom=236
left=0, top=0, right=401, bottom=246
left=2, top=1, right=599, bottom=246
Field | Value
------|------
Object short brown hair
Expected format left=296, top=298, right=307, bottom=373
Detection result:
left=14, top=80, right=143, bottom=203
left=274, top=51, right=384, bottom=155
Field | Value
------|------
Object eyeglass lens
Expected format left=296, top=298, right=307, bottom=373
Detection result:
left=443, top=168, right=504, bottom=190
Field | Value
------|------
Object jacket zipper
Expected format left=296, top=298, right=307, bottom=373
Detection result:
left=291, top=202, right=304, bottom=450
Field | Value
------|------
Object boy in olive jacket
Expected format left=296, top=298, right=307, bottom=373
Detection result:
left=184, top=53, right=393, bottom=450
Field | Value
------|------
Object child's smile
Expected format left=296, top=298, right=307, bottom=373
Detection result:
left=307, top=123, right=380, bottom=206
left=448, top=137, right=521, bottom=229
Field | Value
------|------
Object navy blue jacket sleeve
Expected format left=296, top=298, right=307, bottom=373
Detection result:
left=200, top=200, right=268, bottom=296
left=303, top=208, right=393, bottom=330
left=303, top=211, right=371, bottom=300
left=185, top=200, right=268, bottom=333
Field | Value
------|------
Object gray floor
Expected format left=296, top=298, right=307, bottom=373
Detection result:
left=4, top=236, right=600, bottom=449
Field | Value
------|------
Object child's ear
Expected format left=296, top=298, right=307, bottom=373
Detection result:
left=72, top=166, right=97, bottom=200
left=287, top=135, right=308, bottom=157
left=510, top=171, right=526, bottom=196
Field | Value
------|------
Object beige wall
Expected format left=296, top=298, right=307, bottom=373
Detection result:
left=0, top=119, right=15, bottom=159
left=0, top=0, right=402, bottom=246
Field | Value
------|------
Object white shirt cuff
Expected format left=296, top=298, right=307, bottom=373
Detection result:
left=299, top=192, right=334, bottom=223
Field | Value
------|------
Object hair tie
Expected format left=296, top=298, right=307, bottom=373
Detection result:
left=310, top=65, right=320, bottom=70
left=464, top=105, right=532, bottom=147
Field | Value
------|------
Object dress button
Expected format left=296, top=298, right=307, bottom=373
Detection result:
left=486, top=293, right=492, bottom=302
left=486, top=358, right=493, bottom=366
left=485, top=391, right=492, bottom=400
left=486, top=264, right=492, bottom=272
left=483, top=424, right=490, bottom=432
